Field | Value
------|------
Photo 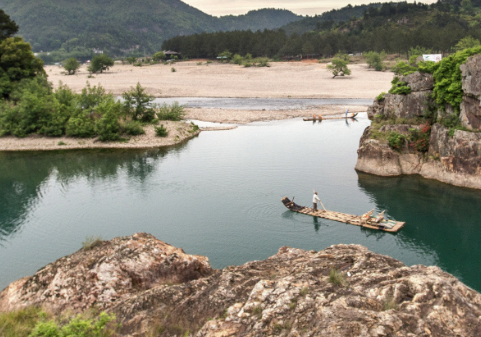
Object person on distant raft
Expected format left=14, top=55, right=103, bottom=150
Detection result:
left=345, top=109, right=349, bottom=117
left=313, top=192, right=321, bottom=211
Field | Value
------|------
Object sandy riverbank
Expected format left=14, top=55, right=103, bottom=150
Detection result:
left=0, top=121, right=200, bottom=151
left=185, top=105, right=366, bottom=123
left=46, top=61, right=393, bottom=99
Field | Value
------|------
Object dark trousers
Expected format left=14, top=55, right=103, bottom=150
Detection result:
left=313, top=203, right=317, bottom=211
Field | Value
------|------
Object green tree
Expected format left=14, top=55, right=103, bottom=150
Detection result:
left=0, top=37, right=45, bottom=98
left=0, top=9, right=18, bottom=41
left=454, top=36, right=481, bottom=51
left=327, top=58, right=351, bottom=78
left=152, top=51, right=166, bottom=61
left=218, top=50, right=232, bottom=61
left=364, top=51, right=385, bottom=71
left=302, top=41, right=315, bottom=54
left=63, top=57, right=80, bottom=75
left=122, top=82, right=156, bottom=122
left=88, top=54, right=114, bottom=73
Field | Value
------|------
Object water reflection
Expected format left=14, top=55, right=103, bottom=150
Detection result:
left=357, top=172, right=481, bottom=289
left=0, top=144, right=188, bottom=242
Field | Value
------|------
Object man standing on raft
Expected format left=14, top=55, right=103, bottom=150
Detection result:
left=313, top=192, right=321, bottom=211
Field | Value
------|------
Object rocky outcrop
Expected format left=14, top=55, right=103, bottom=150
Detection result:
left=3, top=234, right=481, bottom=336
left=400, top=71, right=434, bottom=92
left=460, top=54, right=481, bottom=131
left=356, top=123, right=481, bottom=189
left=0, top=233, right=213, bottom=313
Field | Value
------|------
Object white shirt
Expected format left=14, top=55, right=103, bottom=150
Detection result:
left=313, top=194, right=321, bottom=203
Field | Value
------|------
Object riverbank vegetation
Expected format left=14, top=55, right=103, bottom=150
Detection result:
left=0, top=306, right=118, bottom=337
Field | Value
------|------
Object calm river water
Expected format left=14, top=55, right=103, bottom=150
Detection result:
left=1, top=114, right=481, bottom=291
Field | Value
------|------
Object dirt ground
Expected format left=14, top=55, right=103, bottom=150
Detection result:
left=45, top=61, right=393, bottom=99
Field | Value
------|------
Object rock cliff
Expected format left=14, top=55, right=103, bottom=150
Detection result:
left=358, top=55, right=481, bottom=189
left=2, top=233, right=481, bottom=337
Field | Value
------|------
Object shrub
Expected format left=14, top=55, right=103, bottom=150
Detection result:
left=365, top=51, right=386, bottom=71
left=65, top=111, right=95, bottom=137
left=408, top=123, right=431, bottom=152
left=58, top=141, right=66, bottom=146
left=122, top=82, right=156, bottom=122
left=156, top=102, right=185, bottom=121
left=232, top=54, right=243, bottom=65
left=327, top=58, right=351, bottom=78
left=152, top=51, right=166, bottom=62
left=122, top=120, right=145, bottom=136
left=63, top=57, right=80, bottom=75
left=328, top=268, right=346, bottom=286
left=0, top=306, right=49, bottom=337
left=82, top=235, right=103, bottom=250
left=196, top=62, right=202, bottom=65
left=391, top=61, right=417, bottom=76
left=171, top=67, right=176, bottom=72
left=256, top=58, right=270, bottom=67
left=94, top=100, right=122, bottom=141
left=376, top=92, right=386, bottom=102
left=388, top=132, right=406, bottom=150
left=155, top=124, right=168, bottom=137
left=382, top=297, right=398, bottom=311
left=389, top=77, right=411, bottom=95
left=190, top=122, right=199, bottom=132
left=88, top=54, right=114, bottom=74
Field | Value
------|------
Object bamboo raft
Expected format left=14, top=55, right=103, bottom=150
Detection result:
left=281, top=197, right=405, bottom=232
left=303, top=113, right=358, bottom=121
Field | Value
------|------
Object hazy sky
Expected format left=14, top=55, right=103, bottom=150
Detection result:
left=182, top=0, right=437, bottom=16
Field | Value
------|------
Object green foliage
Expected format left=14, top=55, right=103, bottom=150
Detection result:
left=88, top=54, right=114, bottom=74
left=328, top=268, right=346, bottom=286
left=391, top=61, right=417, bottom=76
left=0, top=306, right=48, bottom=337
left=30, top=312, right=116, bottom=337
left=327, top=58, right=351, bottom=78
left=382, top=297, right=399, bottom=311
left=389, top=77, right=412, bottom=95
left=334, top=52, right=350, bottom=62
left=156, top=102, right=185, bottom=121
left=408, top=123, right=431, bottom=152
left=82, top=235, right=103, bottom=250
left=252, top=305, right=262, bottom=319
left=190, top=122, right=199, bottom=132
left=255, top=57, right=270, bottom=67
left=122, top=82, right=156, bottom=122
left=0, top=9, right=19, bottom=41
left=376, top=92, right=386, bottom=102
left=408, top=46, right=432, bottom=59
left=431, top=46, right=481, bottom=114
left=152, top=51, right=166, bottom=61
left=171, top=67, right=176, bottom=72
left=454, top=36, right=481, bottom=51
left=122, top=120, right=145, bottom=135
left=126, top=57, right=137, bottom=64
left=94, top=99, right=122, bottom=141
left=218, top=50, right=232, bottom=61
left=154, top=124, right=168, bottom=137
left=232, top=54, right=243, bottom=65
left=63, top=58, right=80, bottom=75
left=365, top=51, right=386, bottom=71
left=388, top=132, right=406, bottom=150
left=65, top=111, right=95, bottom=138
left=0, top=36, right=45, bottom=99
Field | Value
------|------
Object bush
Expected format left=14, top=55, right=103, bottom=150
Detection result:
left=82, top=235, right=103, bottom=250
left=232, top=54, right=243, bottom=65
left=389, top=77, right=411, bottom=95
left=328, top=268, right=346, bottom=286
left=388, top=132, right=406, bottom=150
left=256, top=58, right=270, bottom=67
left=88, top=54, right=114, bottom=73
left=0, top=306, right=48, bottom=337
left=327, top=58, right=351, bottom=78
left=65, top=111, right=95, bottom=137
left=122, top=82, right=156, bottom=122
left=171, top=67, right=176, bottom=72
left=152, top=51, right=166, bottom=62
left=94, top=99, right=122, bottom=141
left=408, top=123, right=431, bottom=152
left=365, top=51, right=386, bottom=71
left=122, top=120, right=145, bottom=135
left=155, top=124, right=168, bottom=137
left=376, top=92, right=386, bottom=102
left=63, top=57, right=80, bottom=75
left=156, top=102, right=185, bottom=121
left=391, top=61, right=417, bottom=76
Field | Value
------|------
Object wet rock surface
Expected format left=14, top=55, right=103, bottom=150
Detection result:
left=2, top=234, right=481, bottom=336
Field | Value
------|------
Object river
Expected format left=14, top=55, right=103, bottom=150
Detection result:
left=1, top=114, right=481, bottom=292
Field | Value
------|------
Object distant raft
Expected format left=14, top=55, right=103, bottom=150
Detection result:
left=303, top=113, right=358, bottom=121
left=281, top=197, right=405, bottom=233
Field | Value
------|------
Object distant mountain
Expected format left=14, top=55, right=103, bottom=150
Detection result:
left=0, top=0, right=301, bottom=54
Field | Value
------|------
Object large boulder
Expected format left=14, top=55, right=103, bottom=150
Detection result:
left=366, top=99, right=385, bottom=120
left=401, top=71, right=434, bottom=91
left=461, top=54, right=481, bottom=97
left=383, top=91, right=432, bottom=119
left=0, top=233, right=213, bottom=313
left=460, top=95, right=481, bottom=130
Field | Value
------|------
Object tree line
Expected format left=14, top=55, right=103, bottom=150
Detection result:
left=162, top=0, right=481, bottom=58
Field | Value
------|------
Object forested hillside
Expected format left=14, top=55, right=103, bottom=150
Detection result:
left=0, top=0, right=300, bottom=57
left=163, top=0, right=481, bottom=59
